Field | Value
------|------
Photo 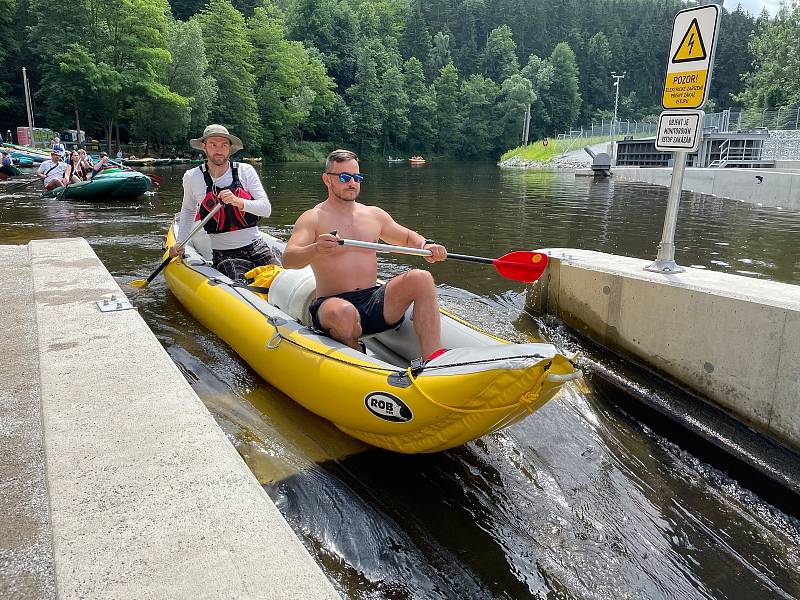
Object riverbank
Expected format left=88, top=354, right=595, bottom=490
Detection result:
left=1, top=238, right=340, bottom=598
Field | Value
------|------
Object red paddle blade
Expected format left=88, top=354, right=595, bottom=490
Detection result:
left=0, top=173, right=8, bottom=181
left=492, top=251, right=549, bottom=283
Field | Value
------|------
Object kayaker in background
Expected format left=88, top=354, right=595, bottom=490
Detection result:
left=282, top=149, right=449, bottom=361
left=65, top=150, right=89, bottom=183
left=1, top=152, right=22, bottom=176
left=89, top=152, right=112, bottom=179
left=50, top=136, right=65, bottom=155
left=36, top=149, right=68, bottom=190
left=168, top=124, right=278, bottom=281
left=78, top=148, right=94, bottom=168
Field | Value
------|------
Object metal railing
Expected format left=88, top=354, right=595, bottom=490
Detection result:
left=556, top=119, right=657, bottom=141
left=705, top=107, right=800, bottom=132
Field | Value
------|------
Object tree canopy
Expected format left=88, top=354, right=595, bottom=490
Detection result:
left=0, top=0, right=787, bottom=159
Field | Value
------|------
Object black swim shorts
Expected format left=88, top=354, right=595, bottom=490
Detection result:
left=308, top=285, right=404, bottom=337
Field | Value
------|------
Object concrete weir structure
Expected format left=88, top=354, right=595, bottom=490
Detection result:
left=609, top=167, right=800, bottom=211
left=0, top=238, right=340, bottom=599
left=527, top=249, right=800, bottom=456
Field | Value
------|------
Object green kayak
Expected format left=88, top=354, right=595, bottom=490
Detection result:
left=43, top=171, right=151, bottom=201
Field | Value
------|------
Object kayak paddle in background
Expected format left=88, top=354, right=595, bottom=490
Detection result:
left=337, top=238, right=549, bottom=283
left=129, top=202, right=222, bottom=288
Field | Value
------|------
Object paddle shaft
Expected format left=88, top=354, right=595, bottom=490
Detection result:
left=142, top=202, right=222, bottom=285
left=338, top=238, right=493, bottom=265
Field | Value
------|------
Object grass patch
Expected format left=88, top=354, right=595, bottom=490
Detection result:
left=501, top=132, right=653, bottom=163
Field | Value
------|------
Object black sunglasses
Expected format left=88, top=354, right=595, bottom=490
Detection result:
left=325, top=172, right=365, bottom=183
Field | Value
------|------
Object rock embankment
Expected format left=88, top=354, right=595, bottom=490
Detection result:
left=499, top=142, right=608, bottom=170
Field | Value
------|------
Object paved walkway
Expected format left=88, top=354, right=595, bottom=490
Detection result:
left=1, top=238, right=340, bottom=599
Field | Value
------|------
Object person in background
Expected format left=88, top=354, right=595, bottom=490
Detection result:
left=167, top=124, right=278, bottom=281
left=89, top=152, right=112, bottom=179
left=51, top=136, right=65, bottom=155
left=65, top=150, right=89, bottom=183
left=78, top=148, right=94, bottom=169
left=37, top=149, right=68, bottom=190
left=1, top=152, right=22, bottom=176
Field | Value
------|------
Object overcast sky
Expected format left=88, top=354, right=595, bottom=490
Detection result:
left=729, top=0, right=783, bottom=15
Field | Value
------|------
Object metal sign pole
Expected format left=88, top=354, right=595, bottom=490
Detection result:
left=647, top=2, right=721, bottom=275
left=646, top=151, right=687, bottom=273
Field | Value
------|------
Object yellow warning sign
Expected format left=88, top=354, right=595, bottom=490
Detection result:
left=663, top=69, right=707, bottom=109
left=672, top=18, right=707, bottom=63
left=662, top=5, right=719, bottom=110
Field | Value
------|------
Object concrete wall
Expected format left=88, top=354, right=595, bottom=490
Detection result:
left=527, top=249, right=800, bottom=452
left=612, top=167, right=800, bottom=211
left=4, top=238, right=341, bottom=599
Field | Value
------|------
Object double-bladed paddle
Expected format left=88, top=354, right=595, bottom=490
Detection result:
left=129, top=202, right=223, bottom=288
left=337, top=238, right=549, bottom=283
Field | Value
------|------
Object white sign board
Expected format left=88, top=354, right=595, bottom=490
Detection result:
left=662, top=4, right=720, bottom=110
left=656, top=111, right=703, bottom=152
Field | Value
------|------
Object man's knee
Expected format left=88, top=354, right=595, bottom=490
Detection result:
left=406, top=269, right=436, bottom=292
left=320, top=300, right=361, bottom=338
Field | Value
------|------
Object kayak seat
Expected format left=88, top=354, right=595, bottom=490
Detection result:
left=268, top=266, right=316, bottom=326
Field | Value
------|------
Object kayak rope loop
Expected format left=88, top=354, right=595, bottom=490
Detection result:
left=266, top=329, right=282, bottom=349
left=403, top=361, right=554, bottom=415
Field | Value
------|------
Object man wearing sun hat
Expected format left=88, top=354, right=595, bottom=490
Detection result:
left=36, top=148, right=68, bottom=190
left=169, top=124, right=278, bottom=280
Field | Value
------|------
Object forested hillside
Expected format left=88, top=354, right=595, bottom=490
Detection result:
left=0, top=0, right=796, bottom=159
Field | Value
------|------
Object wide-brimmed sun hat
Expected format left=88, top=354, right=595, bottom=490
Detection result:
left=189, top=124, right=243, bottom=153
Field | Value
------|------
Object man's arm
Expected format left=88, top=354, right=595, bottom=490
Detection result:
left=282, top=209, right=339, bottom=269
left=234, top=163, right=271, bottom=216
left=377, top=208, right=447, bottom=263
left=168, top=170, right=204, bottom=257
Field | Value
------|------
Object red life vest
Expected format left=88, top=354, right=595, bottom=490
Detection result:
left=196, top=161, right=259, bottom=234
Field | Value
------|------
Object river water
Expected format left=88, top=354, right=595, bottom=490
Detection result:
left=2, top=162, right=799, bottom=599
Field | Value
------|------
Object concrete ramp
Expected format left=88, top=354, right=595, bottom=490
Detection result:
left=2, top=238, right=340, bottom=599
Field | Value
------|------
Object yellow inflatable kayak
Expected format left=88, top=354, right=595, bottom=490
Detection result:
left=163, top=217, right=581, bottom=453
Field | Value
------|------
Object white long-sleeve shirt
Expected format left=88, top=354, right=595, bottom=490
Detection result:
left=177, top=162, right=272, bottom=250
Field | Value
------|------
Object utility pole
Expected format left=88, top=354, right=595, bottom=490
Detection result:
left=22, top=67, right=35, bottom=146
left=610, top=71, right=626, bottom=163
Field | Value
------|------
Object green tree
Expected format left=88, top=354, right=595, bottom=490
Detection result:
left=250, top=5, right=335, bottom=157
left=581, top=32, right=613, bottom=121
left=0, top=0, right=17, bottom=110
left=737, top=4, right=799, bottom=109
left=401, top=0, right=432, bottom=61
left=345, top=47, right=384, bottom=155
left=164, top=19, right=218, bottom=137
left=427, top=31, right=452, bottom=78
left=498, top=74, right=534, bottom=151
left=380, top=64, right=410, bottom=154
left=195, top=0, right=262, bottom=150
left=432, top=62, right=462, bottom=153
left=521, top=54, right=553, bottom=138
left=545, top=42, right=581, bottom=134
left=403, top=57, right=437, bottom=153
left=317, top=94, right=356, bottom=147
left=481, top=25, right=519, bottom=83
left=37, top=44, right=102, bottom=141
left=459, top=74, right=500, bottom=157
left=288, top=0, right=360, bottom=90
left=710, top=6, right=755, bottom=107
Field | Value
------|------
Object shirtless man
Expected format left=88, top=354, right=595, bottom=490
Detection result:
left=282, top=149, right=448, bottom=360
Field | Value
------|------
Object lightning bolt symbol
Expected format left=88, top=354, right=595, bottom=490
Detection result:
left=688, top=33, right=695, bottom=55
